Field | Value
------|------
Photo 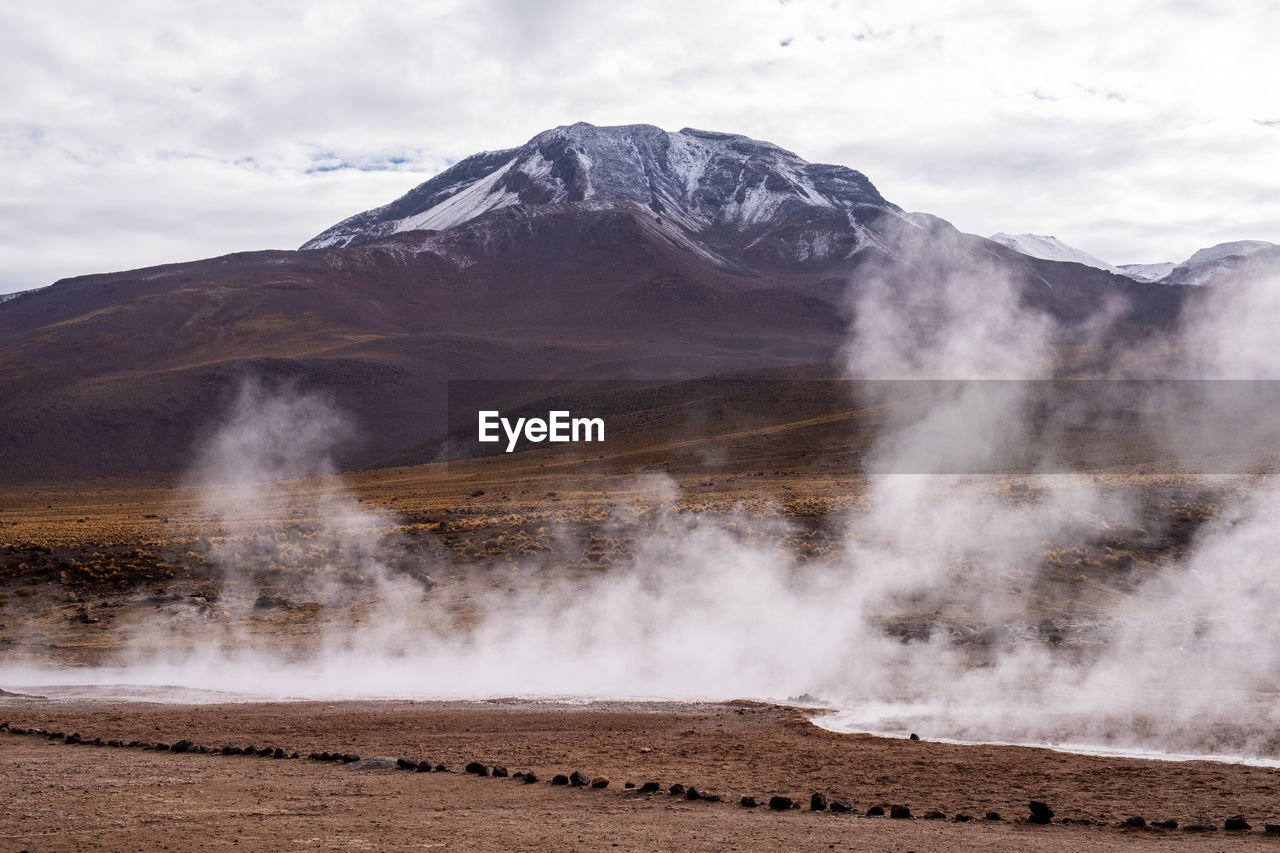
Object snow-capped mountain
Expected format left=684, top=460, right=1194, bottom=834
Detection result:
left=1161, top=240, right=1277, bottom=286
left=988, top=233, right=1123, bottom=275
left=1117, top=262, right=1176, bottom=282
left=302, top=123, right=907, bottom=266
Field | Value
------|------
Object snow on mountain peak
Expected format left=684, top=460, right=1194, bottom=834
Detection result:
left=988, top=233, right=1123, bottom=275
left=301, top=123, right=900, bottom=255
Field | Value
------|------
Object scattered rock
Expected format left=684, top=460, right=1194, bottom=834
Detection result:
left=640, top=781, right=661, bottom=793
left=434, top=764, right=446, bottom=772
left=569, top=771, right=590, bottom=787
left=1124, top=816, right=1147, bottom=828
left=890, top=804, right=912, bottom=819
left=923, top=811, right=946, bottom=820
left=1155, top=820, right=1178, bottom=829
left=590, top=777, right=608, bottom=789
left=1183, top=823, right=1217, bottom=832
left=551, top=774, right=570, bottom=786
left=171, top=740, right=193, bottom=753
left=522, top=773, right=538, bottom=784
left=1028, top=801, right=1054, bottom=824
left=492, top=766, right=509, bottom=778
left=829, top=801, right=853, bottom=814
left=669, top=783, right=686, bottom=796
left=65, top=733, right=81, bottom=745
left=866, top=806, right=885, bottom=817
left=340, top=754, right=360, bottom=763
left=686, top=786, right=703, bottom=801
left=153, top=742, right=171, bottom=751
left=810, top=793, right=828, bottom=811
left=465, top=762, right=489, bottom=776
left=1224, top=816, right=1251, bottom=830
left=986, top=811, right=1002, bottom=821
left=701, top=793, right=722, bottom=803
left=769, top=796, right=794, bottom=811
left=396, top=758, right=416, bottom=770
left=414, top=760, right=431, bottom=772
left=272, top=748, right=285, bottom=759
left=740, top=796, right=758, bottom=808
left=954, top=813, right=974, bottom=822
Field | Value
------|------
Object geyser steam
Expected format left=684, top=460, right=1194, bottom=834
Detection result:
left=7, top=239, right=1280, bottom=764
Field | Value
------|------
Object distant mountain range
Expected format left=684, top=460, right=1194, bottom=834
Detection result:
left=990, top=233, right=1277, bottom=286
left=0, top=122, right=1260, bottom=484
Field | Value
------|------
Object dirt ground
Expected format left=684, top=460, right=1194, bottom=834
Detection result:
left=2, top=696, right=1279, bottom=851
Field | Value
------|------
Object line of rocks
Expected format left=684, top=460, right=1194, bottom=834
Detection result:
left=3, top=723, right=1277, bottom=833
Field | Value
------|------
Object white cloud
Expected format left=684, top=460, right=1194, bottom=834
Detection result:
left=1, top=0, right=1277, bottom=292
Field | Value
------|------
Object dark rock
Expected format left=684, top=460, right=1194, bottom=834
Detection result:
left=640, top=781, right=661, bottom=793
left=769, top=796, right=794, bottom=811
left=228, top=747, right=245, bottom=756
left=986, top=811, right=1002, bottom=821
left=829, top=801, right=853, bottom=813
left=701, top=793, right=722, bottom=803
left=153, top=742, right=171, bottom=751
left=740, top=796, right=758, bottom=808
left=465, top=761, right=489, bottom=776
left=108, top=740, right=127, bottom=748
left=89, top=737, right=104, bottom=746
left=492, top=766, right=508, bottom=778
left=253, top=594, right=287, bottom=610
left=340, top=754, right=360, bottom=763
left=1124, top=816, right=1147, bottom=828
left=1155, top=820, right=1178, bottom=829
left=866, top=806, right=885, bottom=816
left=244, top=745, right=258, bottom=755
left=171, top=740, right=193, bottom=753
left=290, top=753, right=299, bottom=759
left=523, top=773, right=538, bottom=784
left=669, top=783, right=686, bottom=796
left=890, top=804, right=912, bottom=819
left=923, top=811, right=946, bottom=820
left=396, top=758, right=416, bottom=770
left=1224, top=816, right=1251, bottom=830
left=434, top=763, right=447, bottom=772
left=590, top=777, right=608, bottom=789
left=974, top=625, right=1015, bottom=646
left=569, top=771, right=590, bottom=787
left=954, top=813, right=974, bottom=822
left=416, top=761, right=432, bottom=772
left=1183, top=823, right=1216, bottom=831
left=257, top=747, right=274, bottom=757
left=551, top=774, right=570, bottom=786
left=810, top=793, right=828, bottom=811
left=272, top=748, right=285, bottom=759
left=1265, top=824, right=1280, bottom=834
left=1028, top=801, right=1054, bottom=824
left=65, top=733, right=81, bottom=744
left=686, top=786, right=702, bottom=801
left=909, top=733, right=920, bottom=741
left=624, top=782, right=635, bottom=789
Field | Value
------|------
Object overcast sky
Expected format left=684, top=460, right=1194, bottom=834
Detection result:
left=1, top=0, right=1277, bottom=293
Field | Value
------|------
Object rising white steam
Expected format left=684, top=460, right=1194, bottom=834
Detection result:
left=6, top=243, right=1280, bottom=764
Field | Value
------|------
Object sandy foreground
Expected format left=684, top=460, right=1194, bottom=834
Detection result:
left=2, top=696, right=1279, bottom=852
